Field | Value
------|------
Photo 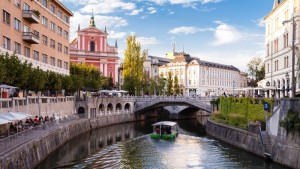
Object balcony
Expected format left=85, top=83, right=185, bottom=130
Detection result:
left=22, top=32, right=40, bottom=44
left=22, top=10, right=40, bottom=23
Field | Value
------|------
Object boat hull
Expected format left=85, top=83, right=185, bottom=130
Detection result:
left=150, top=133, right=176, bottom=139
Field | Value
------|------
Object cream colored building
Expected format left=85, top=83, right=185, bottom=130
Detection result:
left=0, top=0, right=73, bottom=75
left=159, top=53, right=247, bottom=96
left=264, top=0, right=300, bottom=97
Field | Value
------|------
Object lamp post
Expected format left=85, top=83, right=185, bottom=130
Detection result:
left=286, top=72, right=290, bottom=97
left=232, top=80, right=235, bottom=96
left=283, top=14, right=296, bottom=98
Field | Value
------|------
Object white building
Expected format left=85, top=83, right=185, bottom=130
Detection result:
left=143, top=54, right=172, bottom=80
left=159, top=53, right=247, bottom=97
left=264, top=0, right=300, bottom=98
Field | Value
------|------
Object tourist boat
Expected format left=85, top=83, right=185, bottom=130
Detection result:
left=150, top=121, right=179, bottom=139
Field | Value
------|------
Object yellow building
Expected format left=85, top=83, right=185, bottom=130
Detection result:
left=0, top=0, right=73, bottom=75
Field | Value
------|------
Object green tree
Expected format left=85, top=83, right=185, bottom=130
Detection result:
left=149, top=78, right=158, bottom=95
left=122, top=35, right=146, bottom=95
left=158, top=73, right=165, bottom=95
left=166, top=71, right=173, bottom=96
left=173, top=75, right=180, bottom=95
left=247, top=57, right=265, bottom=87
left=27, top=68, right=46, bottom=94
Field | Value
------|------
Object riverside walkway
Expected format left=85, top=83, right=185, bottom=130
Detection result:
left=0, top=115, right=83, bottom=157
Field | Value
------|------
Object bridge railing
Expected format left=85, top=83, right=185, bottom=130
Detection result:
left=134, top=96, right=212, bottom=112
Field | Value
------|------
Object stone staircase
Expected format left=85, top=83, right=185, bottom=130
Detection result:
left=261, top=131, right=272, bottom=160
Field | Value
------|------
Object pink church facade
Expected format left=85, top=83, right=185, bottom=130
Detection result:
left=69, top=15, right=119, bottom=83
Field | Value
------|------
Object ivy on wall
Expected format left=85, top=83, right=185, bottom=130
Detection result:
left=216, top=96, right=274, bottom=129
left=280, top=109, right=300, bottom=134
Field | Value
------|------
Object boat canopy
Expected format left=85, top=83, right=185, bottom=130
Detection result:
left=152, top=121, right=177, bottom=127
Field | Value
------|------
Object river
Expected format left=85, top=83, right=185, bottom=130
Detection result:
left=35, top=118, right=287, bottom=169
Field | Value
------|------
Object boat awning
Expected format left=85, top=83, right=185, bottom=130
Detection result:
left=152, top=121, right=177, bottom=127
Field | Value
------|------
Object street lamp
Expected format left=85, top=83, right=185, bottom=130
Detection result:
left=286, top=72, right=290, bottom=97
left=232, top=80, right=235, bottom=96
left=283, top=14, right=296, bottom=98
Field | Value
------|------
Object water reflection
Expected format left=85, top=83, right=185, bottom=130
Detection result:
left=36, top=119, right=287, bottom=169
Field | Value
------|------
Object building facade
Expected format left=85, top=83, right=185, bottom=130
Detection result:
left=159, top=53, right=246, bottom=97
left=0, top=0, right=73, bottom=75
left=264, top=0, right=300, bottom=98
left=69, top=15, right=119, bottom=83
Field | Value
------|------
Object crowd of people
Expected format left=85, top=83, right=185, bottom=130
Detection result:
left=8, top=115, right=54, bottom=134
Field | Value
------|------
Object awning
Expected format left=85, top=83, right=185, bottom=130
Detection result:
left=0, top=112, right=31, bottom=121
left=0, top=84, right=18, bottom=89
left=0, top=118, right=11, bottom=125
left=264, top=86, right=277, bottom=90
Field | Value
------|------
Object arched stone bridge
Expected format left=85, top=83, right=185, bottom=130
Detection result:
left=75, top=96, right=214, bottom=119
left=134, top=96, right=212, bottom=113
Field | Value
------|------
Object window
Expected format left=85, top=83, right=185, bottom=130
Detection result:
left=42, top=35, right=48, bottom=45
left=64, top=15, right=69, bottom=24
left=42, top=54, right=48, bottom=63
left=274, top=60, right=279, bottom=71
left=50, top=5, right=55, bottom=14
left=33, top=50, right=39, bottom=61
left=90, top=41, right=95, bottom=51
left=267, top=63, right=269, bottom=73
left=64, top=62, right=68, bottom=70
left=57, top=10, right=62, bottom=19
left=14, top=0, right=21, bottom=8
left=63, top=30, right=68, bottom=39
left=24, top=3, right=30, bottom=10
left=64, top=46, right=68, bottom=54
left=42, top=16, right=48, bottom=27
left=24, top=46, right=30, bottom=58
left=42, top=0, right=48, bottom=8
left=50, top=57, right=55, bottom=66
left=24, top=25, right=29, bottom=32
left=284, top=33, right=288, bottom=48
left=14, top=18, right=21, bottom=31
left=14, top=42, right=21, bottom=54
left=57, top=43, right=62, bottom=52
left=284, top=56, right=289, bottom=68
left=50, top=21, right=55, bottom=31
left=273, top=39, right=278, bottom=53
left=57, top=59, right=62, bottom=68
left=3, top=10, right=10, bottom=25
left=50, top=39, right=55, bottom=49
left=3, top=36, right=11, bottom=50
left=57, top=26, right=62, bottom=36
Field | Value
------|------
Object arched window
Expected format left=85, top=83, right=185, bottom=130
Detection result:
left=90, top=41, right=95, bottom=51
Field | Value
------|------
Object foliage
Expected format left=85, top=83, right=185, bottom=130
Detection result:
left=211, top=96, right=274, bottom=129
left=247, top=57, right=265, bottom=87
left=157, top=73, right=165, bottom=95
left=166, top=71, right=173, bottom=96
left=173, top=75, right=180, bottom=95
left=280, top=109, right=300, bottom=134
left=122, top=35, right=146, bottom=95
left=0, top=53, right=109, bottom=96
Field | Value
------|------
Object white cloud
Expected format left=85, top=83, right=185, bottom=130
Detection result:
left=136, top=37, right=159, bottom=45
left=148, top=7, right=157, bottom=14
left=70, top=12, right=128, bottom=40
left=108, top=30, right=127, bottom=39
left=168, top=26, right=211, bottom=35
left=252, top=18, right=265, bottom=27
left=150, top=0, right=223, bottom=5
left=212, top=22, right=243, bottom=46
left=78, top=0, right=136, bottom=14
left=128, top=8, right=144, bottom=16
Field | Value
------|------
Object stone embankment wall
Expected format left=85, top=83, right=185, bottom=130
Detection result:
left=206, top=119, right=264, bottom=157
left=0, top=114, right=135, bottom=169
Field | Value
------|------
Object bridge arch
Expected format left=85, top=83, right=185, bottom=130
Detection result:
left=124, top=103, right=131, bottom=111
left=99, top=104, right=105, bottom=111
left=116, top=103, right=122, bottom=111
left=107, top=103, right=113, bottom=111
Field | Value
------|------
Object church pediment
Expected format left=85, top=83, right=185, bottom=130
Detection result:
left=78, top=27, right=106, bottom=35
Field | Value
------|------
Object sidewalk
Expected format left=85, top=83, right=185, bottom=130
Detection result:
left=0, top=116, right=83, bottom=157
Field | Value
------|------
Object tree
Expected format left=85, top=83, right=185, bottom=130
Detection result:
left=247, top=57, right=265, bottom=87
left=158, top=73, right=165, bottom=95
left=166, top=71, right=173, bottom=96
left=122, top=35, right=146, bottom=95
left=173, top=75, right=180, bottom=95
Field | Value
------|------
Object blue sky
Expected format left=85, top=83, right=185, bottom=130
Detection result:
left=60, top=0, right=274, bottom=72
